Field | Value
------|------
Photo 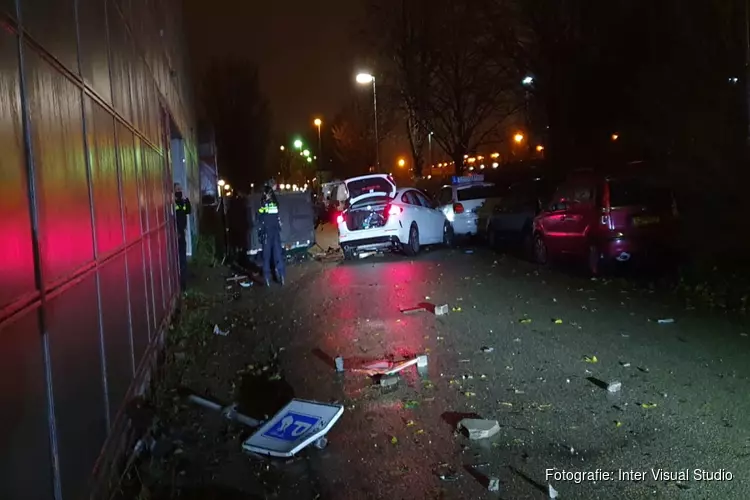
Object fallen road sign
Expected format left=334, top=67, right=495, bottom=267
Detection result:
left=242, top=399, right=344, bottom=458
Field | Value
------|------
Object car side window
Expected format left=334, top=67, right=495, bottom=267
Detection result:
left=438, top=187, right=453, bottom=205
left=414, top=191, right=434, bottom=209
left=401, top=191, right=418, bottom=205
left=571, top=182, right=594, bottom=206
left=548, top=185, right=571, bottom=212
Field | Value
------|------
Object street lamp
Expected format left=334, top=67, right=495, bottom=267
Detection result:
left=280, top=145, right=285, bottom=151
left=398, top=158, right=406, bottom=168
left=356, top=72, right=380, bottom=172
left=522, top=76, right=534, bottom=86
left=313, top=118, right=323, bottom=168
left=428, top=131, right=434, bottom=168
left=218, top=179, right=226, bottom=187
left=294, top=139, right=303, bottom=149
left=302, top=149, right=310, bottom=157
left=611, top=133, right=619, bottom=141
left=514, top=133, right=524, bottom=144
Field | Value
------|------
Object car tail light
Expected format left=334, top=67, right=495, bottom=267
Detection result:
left=600, top=183, right=613, bottom=229
left=453, top=202, right=464, bottom=214
left=387, top=204, right=402, bottom=217
left=336, top=214, right=344, bottom=225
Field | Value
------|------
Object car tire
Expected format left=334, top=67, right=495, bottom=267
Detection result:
left=343, top=247, right=355, bottom=261
left=403, top=223, right=420, bottom=256
left=443, top=222, right=455, bottom=247
left=587, top=244, right=602, bottom=276
left=533, top=234, right=549, bottom=266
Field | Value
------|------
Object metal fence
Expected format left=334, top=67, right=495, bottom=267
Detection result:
left=0, top=1, right=196, bottom=499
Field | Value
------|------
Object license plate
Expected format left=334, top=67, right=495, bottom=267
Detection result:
left=632, top=215, right=660, bottom=227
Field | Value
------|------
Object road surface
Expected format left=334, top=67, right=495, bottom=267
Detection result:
left=144, top=237, right=750, bottom=500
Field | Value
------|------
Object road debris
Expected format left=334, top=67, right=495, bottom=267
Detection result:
left=549, top=483, right=559, bottom=499
left=458, top=418, right=501, bottom=439
left=378, top=374, right=400, bottom=387
left=213, top=324, right=229, bottom=336
left=435, top=304, right=450, bottom=315
left=401, top=305, right=428, bottom=315
left=403, top=400, right=420, bottom=409
left=481, top=346, right=494, bottom=353
left=657, top=318, right=675, bottom=324
left=740, top=333, right=748, bottom=337
left=488, top=477, right=500, bottom=492
left=239, top=281, right=253, bottom=288
left=607, top=381, right=622, bottom=393
left=552, top=318, right=563, bottom=324
left=452, top=306, right=463, bottom=312
left=615, top=420, right=623, bottom=428
left=226, top=275, right=248, bottom=282
left=620, top=361, right=631, bottom=368
left=519, top=318, right=532, bottom=324
left=583, top=355, right=598, bottom=363
left=334, top=356, right=345, bottom=372
left=640, top=402, right=658, bottom=409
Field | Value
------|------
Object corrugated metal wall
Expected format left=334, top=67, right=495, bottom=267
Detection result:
left=0, top=0, right=196, bottom=499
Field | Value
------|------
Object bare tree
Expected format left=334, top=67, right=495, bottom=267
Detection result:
left=369, top=0, right=523, bottom=174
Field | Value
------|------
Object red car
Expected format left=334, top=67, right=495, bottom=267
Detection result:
left=532, top=171, right=678, bottom=275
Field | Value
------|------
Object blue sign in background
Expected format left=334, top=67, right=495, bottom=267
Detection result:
left=262, top=412, right=321, bottom=442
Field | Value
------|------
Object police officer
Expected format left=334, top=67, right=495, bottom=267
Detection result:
left=258, top=179, right=285, bottom=286
left=174, top=182, right=191, bottom=291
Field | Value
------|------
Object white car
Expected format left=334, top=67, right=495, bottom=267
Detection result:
left=436, top=175, right=501, bottom=236
left=336, top=174, right=453, bottom=259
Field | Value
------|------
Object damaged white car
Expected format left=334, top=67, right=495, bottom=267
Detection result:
left=336, top=174, right=454, bottom=260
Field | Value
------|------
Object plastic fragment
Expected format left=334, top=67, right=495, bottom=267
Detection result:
left=641, top=402, right=658, bottom=409
left=657, top=318, right=675, bottom=324
left=607, top=381, right=622, bottom=393
left=553, top=318, right=563, bottom=324
left=583, top=355, right=598, bottom=363
left=458, top=418, right=500, bottom=439
left=488, top=477, right=500, bottom=492
left=519, top=318, right=532, bottom=324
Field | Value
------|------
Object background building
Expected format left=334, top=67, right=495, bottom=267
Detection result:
left=0, top=0, right=197, bottom=498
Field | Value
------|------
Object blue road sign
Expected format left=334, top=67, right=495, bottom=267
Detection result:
left=262, top=412, right=321, bottom=442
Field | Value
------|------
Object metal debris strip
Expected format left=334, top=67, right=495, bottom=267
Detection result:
left=213, top=324, right=230, bottom=336
left=226, top=275, right=249, bottom=282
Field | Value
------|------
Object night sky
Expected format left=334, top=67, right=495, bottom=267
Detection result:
left=184, top=0, right=366, bottom=136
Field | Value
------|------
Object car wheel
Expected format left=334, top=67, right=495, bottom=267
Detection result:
left=588, top=244, right=602, bottom=276
left=343, top=247, right=355, bottom=261
left=443, top=222, right=455, bottom=247
left=533, top=234, right=549, bottom=265
left=404, top=223, right=420, bottom=256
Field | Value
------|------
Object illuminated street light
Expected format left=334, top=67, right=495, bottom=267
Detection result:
left=492, top=162, right=499, bottom=168
left=280, top=145, right=285, bottom=151
left=307, top=157, right=312, bottom=163
left=314, top=118, right=323, bottom=166
left=314, top=118, right=322, bottom=127
left=611, top=133, right=619, bottom=141
left=303, top=149, right=310, bottom=157
left=397, top=158, right=406, bottom=167
left=356, top=72, right=380, bottom=171
left=294, top=139, right=303, bottom=149
left=218, top=179, right=226, bottom=187
left=536, top=145, right=545, bottom=152
left=285, top=184, right=291, bottom=190
left=224, top=184, right=231, bottom=191
left=522, top=76, right=534, bottom=86
left=514, top=133, right=524, bottom=144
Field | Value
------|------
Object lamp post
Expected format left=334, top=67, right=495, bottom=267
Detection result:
left=356, top=72, right=380, bottom=172
left=428, top=131, right=433, bottom=171
left=313, top=118, right=323, bottom=168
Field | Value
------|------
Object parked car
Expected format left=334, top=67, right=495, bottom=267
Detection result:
left=437, top=175, right=503, bottom=237
left=486, top=177, right=556, bottom=254
left=336, top=174, right=453, bottom=259
left=532, top=171, right=678, bottom=275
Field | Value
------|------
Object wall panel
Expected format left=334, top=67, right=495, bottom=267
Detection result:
left=20, top=0, right=78, bottom=72
left=25, top=50, right=93, bottom=285
left=0, top=29, right=36, bottom=312
left=46, top=275, right=107, bottom=500
left=126, top=242, right=149, bottom=362
left=85, top=97, right=123, bottom=257
left=0, top=309, right=53, bottom=500
left=77, top=0, right=112, bottom=103
left=98, top=253, right=134, bottom=422
left=107, top=4, right=131, bottom=123
left=118, top=123, right=140, bottom=242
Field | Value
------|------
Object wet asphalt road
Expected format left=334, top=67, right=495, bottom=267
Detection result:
left=180, top=238, right=750, bottom=500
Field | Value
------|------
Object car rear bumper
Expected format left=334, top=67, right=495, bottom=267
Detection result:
left=452, top=214, right=479, bottom=236
left=341, top=235, right=401, bottom=251
left=599, top=237, right=674, bottom=262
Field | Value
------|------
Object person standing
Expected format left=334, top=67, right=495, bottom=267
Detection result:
left=174, top=182, right=191, bottom=291
left=257, top=179, right=285, bottom=287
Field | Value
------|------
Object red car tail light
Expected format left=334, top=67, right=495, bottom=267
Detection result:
left=387, top=204, right=402, bottom=217
left=336, top=214, right=344, bottom=225
left=453, top=202, right=465, bottom=214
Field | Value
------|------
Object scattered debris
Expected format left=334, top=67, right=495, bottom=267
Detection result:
left=488, top=477, right=500, bottom=492
left=403, top=400, right=420, bottom=409
left=519, top=318, right=532, bottom=324
left=741, top=333, right=748, bottom=337
left=378, top=375, right=400, bottom=387
left=640, top=402, right=658, bottom=409
left=452, top=306, right=463, bottom=312
left=607, top=381, right=622, bottom=393
left=390, top=436, right=398, bottom=445
left=435, top=304, right=450, bottom=315
left=614, top=420, right=622, bottom=428
left=239, top=281, right=253, bottom=288
left=401, top=305, right=428, bottom=315
left=583, top=355, right=599, bottom=363
left=226, top=275, right=248, bottom=282
left=620, top=361, right=631, bottom=368
left=334, top=356, right=345, bottom=372
left=465, top=250, right=475, bottom=254
left=457, top=418, right=501, bottom=439
left=213, top=324, right=229, bottom=336
left=552, top=318, right=563, bottom=324
left=481, top=346, right=494, bottom=353
left=549, top=483, right=559, bottom=499
left=657, top=318, right=675, bottom=324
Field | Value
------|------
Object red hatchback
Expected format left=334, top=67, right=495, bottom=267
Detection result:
left=532, top=171, right=678, bottom=275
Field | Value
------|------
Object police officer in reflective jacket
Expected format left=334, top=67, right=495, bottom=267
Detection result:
left=174, top=182, right=192, bottom=291
left=258, top=179, right=285, bottom=286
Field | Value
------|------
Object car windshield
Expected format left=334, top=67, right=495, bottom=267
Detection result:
left=346, top=178, right=394, bottom=199
left=608, top=179, right=672, bottom=209
left=456, top=184, right=502, bottom=201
